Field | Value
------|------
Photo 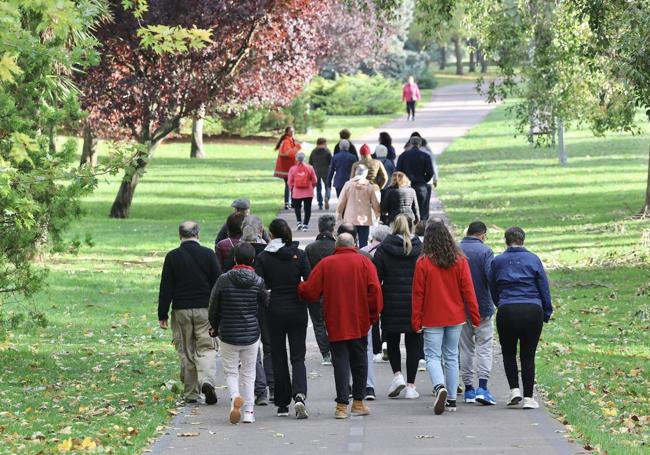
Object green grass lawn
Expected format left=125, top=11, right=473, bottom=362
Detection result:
left=438, top=105, right=650, bottom=454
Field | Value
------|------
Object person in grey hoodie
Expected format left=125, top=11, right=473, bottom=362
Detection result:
left=458, top=221, right=496, bottom=406
left=209, top=243, right=268, bottom=424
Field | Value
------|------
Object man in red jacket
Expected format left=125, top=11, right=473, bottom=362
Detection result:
left=299, top=233, right=383, bottom=419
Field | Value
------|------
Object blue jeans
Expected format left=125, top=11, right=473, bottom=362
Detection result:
left=315, top=175, right=330, bottom=207
left=423, top=324, right=463, bottom=400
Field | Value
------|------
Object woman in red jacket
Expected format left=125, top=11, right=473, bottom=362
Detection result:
left=274, top=126, right=302, bottom=210
left=412, top=220, right=480, bottom=415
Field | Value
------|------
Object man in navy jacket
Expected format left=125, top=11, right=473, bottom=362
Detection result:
left=327, top=139, right=358, bottom=197
left=459, top=221, right=496, bottom=405
left=396, top=136, right=434, bottom=220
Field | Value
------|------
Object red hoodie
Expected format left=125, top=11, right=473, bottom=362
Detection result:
left=299, top=247, right=383, bottom=342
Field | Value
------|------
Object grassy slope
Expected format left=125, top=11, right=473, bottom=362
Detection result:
left=438, top=105, right=650, bottom=454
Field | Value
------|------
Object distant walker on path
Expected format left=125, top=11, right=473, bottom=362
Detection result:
left=402, top=76, right=421, bottom=121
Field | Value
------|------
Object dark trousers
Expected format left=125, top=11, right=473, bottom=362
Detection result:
left=282, top=178, right=291, bottom=205
left=259, top=307, right=274, bottom=392
left=292, top=197, right=313, bottom=226
left=357, top=225, right=370, bottom=248
left=496, top=304, right=544, bottom=398
left=307, top=301, right=330, bottom=358
left=372, top=322, right=382, bottom=355
left=335, top=186, right=344, bottom=199
left=385, top=331, right=423, bottom=384
left=254, top=347, right=267, bottom=398
left=406, top=101, right=416, bottom=118
left=268, top=308, right=308, bottom=407
left=412, top=182, right=431, bottom=221
left=330, top=337, right=368, bottom=405
left=316, top=175, right=330, bottom=207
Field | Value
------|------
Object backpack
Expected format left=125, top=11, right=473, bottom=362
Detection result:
left=294, top=166, right=311, bottom=189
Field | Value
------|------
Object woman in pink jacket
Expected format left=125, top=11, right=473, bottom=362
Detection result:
left=288, top=152, right=317, bottom=232
left=402, top=76, right=421, bottom=121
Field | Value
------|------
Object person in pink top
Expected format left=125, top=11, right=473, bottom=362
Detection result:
left=288, top=152, right=317, bottom=232
left=402, top=76, right=421, bottom=121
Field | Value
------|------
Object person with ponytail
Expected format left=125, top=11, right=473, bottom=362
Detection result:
left=273, top=126, right=302, bottom=210
left=373, top=215, right=423, bottom=399
left=411, top=220, right=480, bottom=415
left=255, top=219, right=311, bottom=420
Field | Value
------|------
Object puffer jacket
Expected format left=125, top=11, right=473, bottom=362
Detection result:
left=373, top=234, right=423, bottom=333
left=255, top=241, right=311, bottom=314
left=208, top=265, right=268, bottom=346
left=337, top=178, right=381, bottom=226
left=381, top=186, right=420, bottom=224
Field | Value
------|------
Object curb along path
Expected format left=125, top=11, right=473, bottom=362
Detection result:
left=149, top=83, right=585, bottom=455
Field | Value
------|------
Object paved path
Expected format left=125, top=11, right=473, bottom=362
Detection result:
left=149, top=83, right=584, bottom=455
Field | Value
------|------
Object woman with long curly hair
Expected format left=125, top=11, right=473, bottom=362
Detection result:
left=411, top=220, right=480, bottom=415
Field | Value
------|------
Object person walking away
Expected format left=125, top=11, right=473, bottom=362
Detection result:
left=298, top=233, right=383, bottom=419
left=222, top=216, right=267, bottom=271
left=490, top=227, right=552, bottom=409
left=333, top=128, right=358, bottom=156
left=158, top=221, right=221, bottom=405
left=402, top=76, right=421, bottom=121
left=337, top=165, right=380, bottom=248
left=374, top=145, right=395, bottom=183
left=459, top=221, right=497, bottom=405
left=350, top=144, right=388, bottom=191
left=374, top=215, right=424, bottom=399
left=309, top=138, right=332, bottom=210
left=372, top=132, right=397, bottom=162
left=412, top=220, right=480, bottom=414
left=361, top=225, right=391, bottom=257
left=274, top=126, right=302, bottom=210
left=215, top=198, right=270, bottom=245
left=404, top=132, right=439, bottom=211
left=288, top=152, right=317, bottom=232
left=215, top=212, right=245, bottom=270
left=304, top=215, right=337, bottom=365
left=380, top=171, right=420, bottom=226
left=326, top=139, right=358, bottom=198
left=255, top=219, right=311, bottom=419
left=396, top=136, right=434, bottom=221
left=208, top=243, right=268, bottom=424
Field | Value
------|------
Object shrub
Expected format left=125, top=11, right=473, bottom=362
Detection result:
left=221, top=108, right=269, bottom=137
left=416, top=69, right=438, bottom=89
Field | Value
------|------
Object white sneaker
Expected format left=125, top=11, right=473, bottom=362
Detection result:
left=242, top=411, right=255, bottom=423
left=372, top=353, right=385, bottom=363
left=404, top=386, right=419, bottom=399
left=418, top=359, right=426, bottom=371
left=507, top=388, right=523, bottom=406
left=523, top=397, right=539, bottom=409
left=387, top=373, right=406, bottom=398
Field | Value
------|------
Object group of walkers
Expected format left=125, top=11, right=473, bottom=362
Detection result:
left=273, top=127, right=437, bottom=246
left=158, top=196, right=553, bottom=424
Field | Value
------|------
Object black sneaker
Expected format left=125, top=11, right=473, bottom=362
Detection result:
left=446, top=399, right=457, bottom=412
left=277, top=406, right=289, bottom=417
left=269, top=388, right=275, bottom=403
left=294, top=393, right=308, bottom=419
left=255, top=394, right=269, bottom=406
left=433, top=385, right=447, bottom=415
left=201, top=383, right=218, bottom=405
left=365, top=387, right=376, bottom=401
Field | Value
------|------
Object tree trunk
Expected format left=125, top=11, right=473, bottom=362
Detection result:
left=644, top=144, right=650, bottom=216
left=480, top=50, right=488, bottom=73
left=468, top=39, right=476, bottom=72
left=452, top=36, right=463, bottom=75
left=557, top=118, right=567, bottom=165
left=79, top=124, right=98, bottom=167
left=190, top=103, right=205, bottom=159
left=439, top=45, right=446, bottom=70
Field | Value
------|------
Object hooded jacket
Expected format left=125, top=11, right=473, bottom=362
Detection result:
left=208, top=265, right=268, bottom=346
left=337, top=178, right=381, bottom=226
left=373, top=235, right=423, bottom=333
left=255, top=241, right=311, bottom=313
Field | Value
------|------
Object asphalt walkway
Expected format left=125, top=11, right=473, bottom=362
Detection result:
left=149, top=83, right=585, bottom=455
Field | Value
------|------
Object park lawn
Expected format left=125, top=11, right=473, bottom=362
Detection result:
left=437, top=105, right=650, bottom=454
left=0, top=141, right=284, bottom=454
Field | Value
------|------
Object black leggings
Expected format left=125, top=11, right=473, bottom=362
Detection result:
left=496, top=304, right=543, bottom=398
left=292, top=197, right=312, bottom=226
left=406, top=100, right=416, bottom=118
left=385, top=331, right=423, bottom=384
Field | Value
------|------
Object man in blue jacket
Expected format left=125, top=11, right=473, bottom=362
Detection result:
left=459, top=221, right=496, bottom=405
left=326, top=139, right=358, bottom=197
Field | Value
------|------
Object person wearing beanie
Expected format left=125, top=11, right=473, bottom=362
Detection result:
left=288, top=152, right=317, bottom=232
left=326, top=139, right=358, bottom=198
left=350, top=144, right=389, bottom=191
left=373, top=144, right=395, bottom=183
left=333, top=128, right=358, bottom=156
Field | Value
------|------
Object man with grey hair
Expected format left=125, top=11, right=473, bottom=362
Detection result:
left=327, top=139, right=358, bottom=198
left=299, top=232, right=383, bottom=419
left=158, top=221, right=221, bottom=405
left=396, top=135, right=435, bottom=221
left=215, top=198, right=270, bottom=245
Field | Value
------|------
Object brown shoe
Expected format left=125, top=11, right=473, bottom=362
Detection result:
left=335, top=403, right=349, bottom=419
left=230, top=396, right=243, bottom=424
left=324, top=200, right=330, bottom=210
left=351, top=400, right=370, bottom=416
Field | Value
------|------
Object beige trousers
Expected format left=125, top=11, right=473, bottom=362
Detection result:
left=171, top=308, right=217, bottom=400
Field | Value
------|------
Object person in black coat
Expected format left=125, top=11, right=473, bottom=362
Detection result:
left=255, top=218, right=311, bottom=419
left=380, top=171, right=420, bottom=225
left=333, top=128, right=358, bottom=156
left=208, top=243, right=268, bottom=423
left=373, top=215, right=423, bottom=399
left=396, top=136, right=435, bottom=221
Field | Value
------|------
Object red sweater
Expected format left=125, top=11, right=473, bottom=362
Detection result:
left=411, top=255, right=480, bottom=331
left=299, top=247, right=383, bottom=342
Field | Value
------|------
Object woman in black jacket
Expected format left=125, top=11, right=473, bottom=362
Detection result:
left=381, top=171, right=420, bottom=225
left=255, top=218, right=311, bottom=419
left=373, top=214, right=423, bottom=399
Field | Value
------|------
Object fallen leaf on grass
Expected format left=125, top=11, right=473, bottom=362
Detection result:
left=602, top=407, right=618, bottom=417
left=177, top=432, right=200, bottom=437
left=57, top=438, right=73, bottom=452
